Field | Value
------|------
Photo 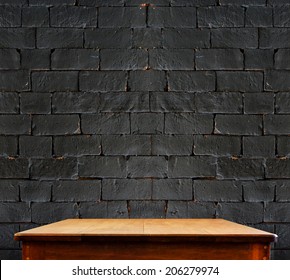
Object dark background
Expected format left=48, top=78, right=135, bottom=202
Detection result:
left=1, top=0, right=290, bottom=260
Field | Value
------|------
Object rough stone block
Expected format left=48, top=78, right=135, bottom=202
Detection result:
left=244, top=92, right=274, bottom=114
left=246, top=6, right=272, bottom=27
left=276, top=92, right=290, bottom=113
left=264, top=115, right=290, bottom=135
left=19, top=181, right=52, bottom=202
left=20, top=92, right=51, bottom=114
left=78, top=156, right=126, bottom=178
left=260, top=28, right=290, bottom=49
left=215, top=115, right=263, bottom=135
left=54, top=135, right=101, bottom=156
left=243, top=136, right=275, bottom=157
left=102, top=179, right=152, bottom=200
left=127, top=156, right=168, bottom=178
left=0, top=180, right=19, bottom=202
left=168, top=156, right=216, bottom=178
left=0, top=115, right=31, bottom=135
left=265, top=71, right=290, bottom=91
left=277, top=137, right=290, bottom=157
left=242, top=181, right=276, bottom=202
left=0, top=28, right=35, bottom=49
left=152, top=179, right=192, bottom=200
left=0, top=224, right=19, bottom=249
left=21, top=49, right=50, bottom=70
left=275, top=224, right=290, bottom=248
left=275, top=49, right=290, bottom=70
left=168, top=71, right=215, bottom=92
left=22, top=7, right=49, bottom=27
left=133, top=28, right=162, bottom=48
left=0, top=49, right=20, bottom=70
left=129, top=201, right=166, bottom=218
left=152, top=135, right=193, bottom=156
left=32, top=115, right=80, bottom=135
left=245, top=49, right=274, bottom=70
left=0, top=92, right=19, bottom=113
left=0, top=203, right=31, bottom=222
left=102, top=135, right=151, bottom=156
left=0, top=136, right=18, bottom=156
left=19, top=136, right=52, bottom=157
left=266, top=159, right=290, bottom=178
left=265, top=203, right=290, bottom=222
left=81, top=113, right=130, bottom=134
left=194, top=135, right=241, bottom=156
left=31, top=158, right=78, bottom=179
left=0, top=71, right=30, bottom=92
left=131, top=113, right=164, bottom=134
left=165, top=113, right=213, bottom=134
left=29, top=0, right=76, bottom=5
left=0, top=6, right=21, bottom=27
left=217, top=158, right=264, bottom=179
left=274, top=5, right=290, bottom=27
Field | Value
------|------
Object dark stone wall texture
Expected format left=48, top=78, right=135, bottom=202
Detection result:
left=0, top=0, right=290, bottom=260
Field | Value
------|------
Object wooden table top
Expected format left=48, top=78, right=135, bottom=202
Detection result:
left=15, top=219, right=277, bottom=243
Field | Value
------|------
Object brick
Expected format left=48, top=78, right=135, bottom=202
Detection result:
left=217, top=158, right=264, bottom=179
left=37, top=28, right=83, bottom=49
left=276, top=92, right=290, bottom=113
left=52, top=180, right=101, bottom=202
left=152, top=179, right=192, bottom=200
left=0, top=115, right=31, bottom=135
left=54, top=135, right=101, bottom=156
left=265, top=71, right=290, bottom=91
left=149, top=7, right=196, bottom=27
left=265, top=203, right=290, bottom=222
left=79, top=156, right=126, bottom=178
left=217, top=202, right=264, bottom=224
left=151, top=92, right=195, bottom=112
left=165, top=113, right=213, bottom=134
left=194, top=135, right=241, bottom=156
left=246, top=7, right=272, bottom=27
left=101, top=49, right=147, bottom=70
left=211, top=28, right=258, bottom=48
left=31, top=158, right=78, bottom=179
left=244, top=50, right=274, bottom=70
left=163, top=28, right=210, bottom=48
left=102, top=179, right=151, bottom=200
left=168, top=156, right=216, bottom=178
left=131, top=113, right=164, bottom=134
left=243, top=136, right=275, bottom=158
left=51, top=6, right=97, bottom=27
left=244, top=92, right=274, bottom=114
left=52, top=92, right=99, bottom=113
left=81, top=114, right=130, bottom=134
left=276, top=181, right=290, bottom=201
left=80, top=201, right=128, bottom=218
left=0, top=6, right=21, bottom=27
left=79, top=0, right=124, bottom=5
left=19, top=136, right=52, bottom=157
left=19, top=181, right=52, bottom=202
left=0, top=92, right=19, bottom=113
left=129, top=201, right=166, bottom=218
left=85, top=28, right=131, bottom=49
left=0, top=136, right=18, bottom=156
left=80, top=71, right=127, bottom=92
left=219, top=0, right=266, bottom=4
left=32, top=203, right=78, bottom=224
left=149, top=49, right=194, bottom=70
left=198, top=6, right=244, bottom=28
left=0, top=28, right=35, bottom=49
left=32, top=71, right=78, bottom=92
left=0, top=180, right=19, bottom=202
left=196, top=49, right=243, bottom=70
left=21, top=50, right=50, bottom=70
left=171, top=0, right=216, bottom=6
left=168, top=71, right=215, bottom=92
left=22, top=7, right=49, bottom=27
left=275, top=224, right=290, bottom=248
left=264, top=115, right=290, bottom=135
left=129, top=70, right=166, bottom=91
left=195, top=92, right=242, bottom=113
left=33, top=115, right=80, bottom=136
left=194, top=180, right=242, bottom=202
left=277, top=137, right=290, bottom=156
left=133, top=28, right=162, bottom=48
left=99, top=92, right=149, bottom=112
left=52, top=49, right=99, bottom=70
left=242, top=181, right=275, bottom=202
left=99, top=7, right=146, bottom=27
left=215, top=115, right=263, bottom=136
left=260, top=28, right=290, bottom=49
left=0, top=71, right=30, bottom=92
left=127, top=156, right=167, bottom=178
left=0, top=203, right=30, bottom=222
left=0, top=158, right=29, bottom=179
left=266, top=159, right=290, bottom=178
left=102, top=135, right=151, bottom=156
left=275, top=49, right=290, bottom=70
left=217, top=71, right=263, bottom=92
left=152, top=135, right=193, bottom=156
left=274, top=6, right=290, bottom=27
left=0, top=224, right=19, bottom=248
left=29, top=0, right=76, bottom=5
left=0, top=49, right=20, bottom=70
left=20, top=92, right=51, bottom=114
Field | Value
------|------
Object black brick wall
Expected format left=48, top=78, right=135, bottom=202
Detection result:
left=0, top=0, right=290, bottom=260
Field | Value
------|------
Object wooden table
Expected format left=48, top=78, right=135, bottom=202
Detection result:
left=14, top=219, right=277, bottom=260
